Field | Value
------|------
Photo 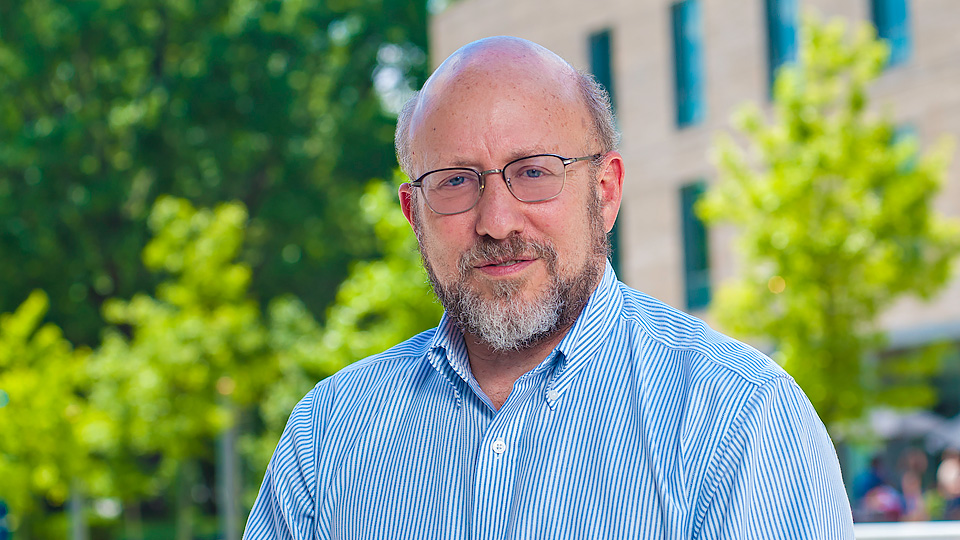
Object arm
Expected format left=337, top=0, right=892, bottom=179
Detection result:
left=243, top=384, right=327, bottom=540
left=693, top=377, right=854, bottom=539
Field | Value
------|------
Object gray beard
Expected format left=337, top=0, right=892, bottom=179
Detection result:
left=420, top=232, right=606, bottom=352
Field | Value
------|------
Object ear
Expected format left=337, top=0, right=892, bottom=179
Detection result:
left=596, top=151, right=624, bottom=233
left=399, top=183, right=417, bottom=229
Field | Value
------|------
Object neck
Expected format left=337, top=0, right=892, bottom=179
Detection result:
left=457, top=259, right=608, bottom=409
left=464, top=326, right=571, bottom=410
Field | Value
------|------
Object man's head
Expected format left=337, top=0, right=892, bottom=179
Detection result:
left=396, top=36, right=624, bottom=352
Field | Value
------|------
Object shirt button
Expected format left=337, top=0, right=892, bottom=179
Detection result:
left=546, top=389, right=560, bottom=402
left=492, top=438, right=507, bottom=454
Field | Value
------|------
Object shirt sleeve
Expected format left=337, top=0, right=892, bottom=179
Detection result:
left=243, top=383, right=328, bottom=540
left=693, top=376, right=855, bottom=540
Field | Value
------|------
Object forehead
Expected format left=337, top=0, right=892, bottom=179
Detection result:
left=407, top=52, right=591, bottom=170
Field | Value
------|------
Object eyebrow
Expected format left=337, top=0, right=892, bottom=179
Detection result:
left=446, top=148, right=552, bottom=169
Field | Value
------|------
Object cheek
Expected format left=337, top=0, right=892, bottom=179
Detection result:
left=417, top=218, right=473, bottom=269
left=549, top=206, right=597, bottom=266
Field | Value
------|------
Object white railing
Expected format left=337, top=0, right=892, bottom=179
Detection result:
left=855, top=521, right=960, bottom=540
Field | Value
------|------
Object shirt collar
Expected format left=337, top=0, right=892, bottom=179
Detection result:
left=427, top=311, right=472, bottom=384
left=550, top=260, right=623, bottom=390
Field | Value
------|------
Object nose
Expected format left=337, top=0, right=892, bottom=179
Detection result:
left=473, top=171, right=525, bottom=240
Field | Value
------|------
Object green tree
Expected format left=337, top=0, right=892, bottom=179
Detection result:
left=247, top=177, right=441, bottom=480
left=318, top=178, right=443, bottom=366
left=88, top=196, right=274, bottom=539
left=0, top=0, right=428, bottom=346
left=698, top=14, right=960, bottom=426
left=1, top=177, right=441, bottom=536
left=0, top=291, right=113, bottom=539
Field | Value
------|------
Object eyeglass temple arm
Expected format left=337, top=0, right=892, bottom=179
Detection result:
left=562, top=153, right=603, bottom=165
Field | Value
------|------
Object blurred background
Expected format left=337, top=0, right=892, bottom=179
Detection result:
left=1, top=0, right=958, bottom=538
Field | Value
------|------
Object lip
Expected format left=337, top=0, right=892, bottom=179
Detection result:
left=474, top=258, right=536, bottom=277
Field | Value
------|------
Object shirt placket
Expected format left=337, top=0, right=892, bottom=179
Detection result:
left=470, top=370, right=546, bottom=540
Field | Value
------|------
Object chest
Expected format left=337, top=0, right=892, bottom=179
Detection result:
left=313, top=370, right=690, bottom=540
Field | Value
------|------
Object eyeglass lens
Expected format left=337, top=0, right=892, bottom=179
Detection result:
left=421, top=155, right=566, bottom=214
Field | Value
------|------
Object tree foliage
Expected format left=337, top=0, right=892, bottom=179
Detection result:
left=698, top=14, right=960, bottom=426
left=0, top=0, right=434, bottom=535
left=318, top=177, right=443, bottom=365
left=0, top=0, right=428, bottom=346
left=0, top=180, right=440, bottom=534
left=87, top=196, right=274, bottom=504
left=0, top=291, right=111, bottom=537
left=246, top=176, right=441, bottom=474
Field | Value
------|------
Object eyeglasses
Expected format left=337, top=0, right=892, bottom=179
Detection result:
left=411, top=153, right=602, bottom=215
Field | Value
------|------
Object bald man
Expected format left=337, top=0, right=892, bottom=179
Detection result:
left=244, top=37, right=854, bottom=539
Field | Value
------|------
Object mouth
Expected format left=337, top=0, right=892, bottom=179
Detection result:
left=479, top=258, right=530, bottom=268
left=470, top=257, right=537, bottom=278
left=458, top=236, right=555, bottom=278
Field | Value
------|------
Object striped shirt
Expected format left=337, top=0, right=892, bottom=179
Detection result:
left=244, top=262, right=854, bottom=539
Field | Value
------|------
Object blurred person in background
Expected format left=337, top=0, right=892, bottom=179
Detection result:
left=854, top=455, right=887, bottom=502
left=899, top=447, right=929, bottom=521
left=938, top=448, right=960, bottom=519
left=853, top=455, right=904, bottom=522
left=243, top=36, right=854, bottom=539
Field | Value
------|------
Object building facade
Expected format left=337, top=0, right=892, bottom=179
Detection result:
left=429, top=0, right=960, bottom=353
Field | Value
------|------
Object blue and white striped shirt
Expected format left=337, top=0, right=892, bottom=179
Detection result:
left=244, top=262, right=854, bottom=539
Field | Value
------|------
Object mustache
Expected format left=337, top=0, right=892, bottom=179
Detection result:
left=457, top=236, right=557, bottom=275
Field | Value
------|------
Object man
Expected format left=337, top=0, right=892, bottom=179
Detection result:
left=244, top=36, right=854, bottom=539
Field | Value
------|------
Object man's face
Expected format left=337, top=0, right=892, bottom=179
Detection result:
left=401, top=59, right=619, bottom=351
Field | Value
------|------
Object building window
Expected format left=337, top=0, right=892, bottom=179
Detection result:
left=680, top=182, right=711, bottom=310
left=765, top=0, right=798, bottom=91
left=671, top=0, right=705, bottom=128
left=588, top=29, right=622, bottom=274
left=871, top=0, right=911, bottom=66
left=588, top=29, right=616, bottom=111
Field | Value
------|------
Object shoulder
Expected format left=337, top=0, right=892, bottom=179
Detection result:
left=327, top=327, right=437, bottom=383
left=615, top=282, right=787, bottom=389
left=611, top=281, right=814, bottom=453
left=282, top=327, right=438, bottom=442
left=690, top=374, right=852, bottom=538
left=609, top=285, right=851, bottom=534
left=245, top=330, right=442, bottom=537
left=308, top=326, right=437, bottom=405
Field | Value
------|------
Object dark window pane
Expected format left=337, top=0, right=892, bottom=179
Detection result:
left=588, top=29, right=616, bottom=112
left=872, top=0, right=912, bottom=66
left=588, top=28, right=622, bottom=275
left=765, top=0, right=798, bottom=92
left=671, top=0, right=705, bottom=127
left=681, top=182, right=711, bottom=310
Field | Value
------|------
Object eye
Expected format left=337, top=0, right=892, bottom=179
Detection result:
left=430, top=170, right=476, bottom=190
left=515, top=166, right=547, bottom=179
